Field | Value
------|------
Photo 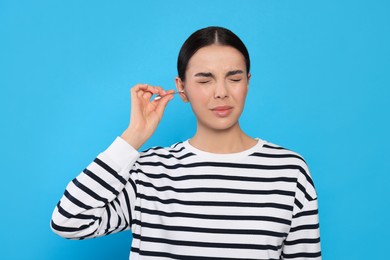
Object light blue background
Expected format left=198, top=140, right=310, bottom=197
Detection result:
left=1, top=0, right=389, bottom=259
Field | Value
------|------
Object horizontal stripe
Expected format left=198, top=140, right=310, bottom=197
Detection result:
left=290, top=224, right=319, bottom=232
left=132, top=220, right=288, bottom=237
left=64, top=190, right=92, bottom=210
left=294, top=209, right=318, bottom=219
left=51, top=219, right=95, bottom=233
left=137, top=160, right=305, bottom=172
left=72, top=179, right=108, bottom=204
left=83, top=168, right=119, bottom=196
left=282, top=251, right=321, bottom=258
left=138, top=170, right=297, bottom=183
left=140, top=151, right=195, bottom=160
left=134, top=206, right=292, bottom=225
left=142, top=146, right=165, bottom=153
left=131, top=247, right=280, bottom=260
left=137, top=180, right=295, bottom=196
left=142, top=145, right=186, bottom=154
left=93, top=158, right=126, bottom=185
left=136, top=160, right=314, bottom=187
left=263, top=144, right=286, bottom=150
left=137, top=193, right=294, bottom=211
left=249, top=152, right=305, bottom=161
left=57, top=202, right=98, bottom=220
left=132, top=233, right=282, bottom=251
left=284, top=237, right=321, bottom=246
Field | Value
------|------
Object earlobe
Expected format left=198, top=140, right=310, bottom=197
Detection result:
left=175, top=77, right=189, bottom=102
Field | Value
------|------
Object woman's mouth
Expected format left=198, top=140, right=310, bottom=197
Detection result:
left=211, top=106, right=233, bottom=117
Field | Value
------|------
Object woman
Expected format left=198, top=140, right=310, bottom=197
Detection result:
left=51, top=26, right=321, bottom=259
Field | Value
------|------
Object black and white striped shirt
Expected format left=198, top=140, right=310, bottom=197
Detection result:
left=51, top=137, right=321, bottom=259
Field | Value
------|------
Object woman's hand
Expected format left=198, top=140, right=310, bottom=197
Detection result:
left=121, top=84, right=175, bottom=149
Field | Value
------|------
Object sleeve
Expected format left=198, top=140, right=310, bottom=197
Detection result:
left=282, top=161, right=322, bottom=259
left=50, top=137, right=140, bottom=239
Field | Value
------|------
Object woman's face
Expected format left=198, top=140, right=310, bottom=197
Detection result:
left=176, top=44, right=250, bottom=132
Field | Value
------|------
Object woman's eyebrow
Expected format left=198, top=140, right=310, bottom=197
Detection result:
left=194, top=72, right=213, bottom=78
left=194, top=70, right=244, bottom=78
left=226, top=70, right=244, bottom=77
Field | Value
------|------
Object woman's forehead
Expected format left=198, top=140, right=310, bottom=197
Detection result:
left=186, top=45, right=246, bottom=73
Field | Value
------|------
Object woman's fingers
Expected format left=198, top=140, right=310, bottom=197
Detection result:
left=132, top=84, right=168, bottom=100
left=123, top=84, right=175, bottom=149
left=130, top=84, right=175, bottom=118
left=155, top=92, right=174, bottom=115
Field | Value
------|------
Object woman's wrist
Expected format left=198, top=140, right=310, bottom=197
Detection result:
left=120, top=128, right=147, bottom=150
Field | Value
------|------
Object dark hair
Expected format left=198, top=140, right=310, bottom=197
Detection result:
left=177, top=26, right=250, bottom=81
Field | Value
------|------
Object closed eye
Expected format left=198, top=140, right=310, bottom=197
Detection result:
left=195, top=72, right=213, bottom=84
left=198, top=80, right=211, bottom=84
left=230, top=78, right=242, bottom=82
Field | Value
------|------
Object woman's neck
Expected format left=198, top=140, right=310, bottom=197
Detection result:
left=189, top=123, right=257, bottom=154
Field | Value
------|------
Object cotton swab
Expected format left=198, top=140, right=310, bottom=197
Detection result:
left=153, top=90, right=184, bottom=101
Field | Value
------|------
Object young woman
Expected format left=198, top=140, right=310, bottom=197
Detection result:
left=51, top=26, right=321, bottom=260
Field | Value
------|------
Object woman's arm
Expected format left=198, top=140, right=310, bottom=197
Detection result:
left=281, top=198, right=321, bottom=259
left=51, top=137, right=140, bottom=239
left=282, top=161, right=321, bottom=259
left=50, top=84, right=175, bottom=239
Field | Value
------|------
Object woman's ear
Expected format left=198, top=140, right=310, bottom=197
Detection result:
left=247, top=73, right=251, bottom=85
left=175, top=77, right=189, bottom=102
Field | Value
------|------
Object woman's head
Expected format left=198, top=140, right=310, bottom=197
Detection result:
left=177, top=26, right=250, bottom=82
left=175, top=27, right=251, bottom=133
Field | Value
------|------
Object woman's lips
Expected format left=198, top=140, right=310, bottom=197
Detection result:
left=211, top=106, right=233, bottom=117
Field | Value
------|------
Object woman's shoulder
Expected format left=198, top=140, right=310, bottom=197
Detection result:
left=255, top=139, right=308, bottom=166
left=261, top=139, right=317, bottom=189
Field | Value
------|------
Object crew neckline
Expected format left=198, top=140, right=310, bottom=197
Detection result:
left=183, top=138, right=266, bottom=161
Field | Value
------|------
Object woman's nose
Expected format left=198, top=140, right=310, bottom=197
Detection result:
left=214, top=81, right=228, bottom=99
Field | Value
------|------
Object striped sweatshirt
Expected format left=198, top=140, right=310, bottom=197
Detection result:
left=51, top=137, right=321, bottom=260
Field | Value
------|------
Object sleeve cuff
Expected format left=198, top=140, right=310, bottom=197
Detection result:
left=102, top=136, right=140, bottom=169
